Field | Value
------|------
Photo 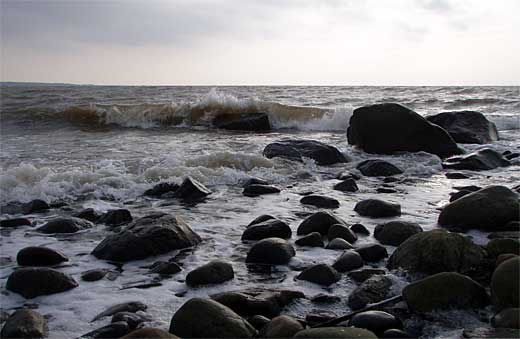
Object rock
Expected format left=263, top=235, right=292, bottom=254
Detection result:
left=99, top=209, right=133, bottom=226
left=0, top=309, right=47, bottom=338
left=186, top=260, right=234, bottom=286
left=22, top=199, right=50, bottom=214
left=296, top=264, right=340, bottom=286
left=332, top=250, right=363, bottom=272
left=354, top=199, right=401, bottom=218
left=350, top=223, right=370, bottom=235
left=6, top=267, right=78, bottom=299
left=300, top=195, right=340, bottom=208
left=144, top=182, right=179, bottom=197
left=403, top=272, right=489, bottom=312
left=486, top=238, right=520, bottom=258
left=245, top=238, right=295, bottom=265
left=333, top=179, right=359, bottom=193
left=297, top=211, right=347, bottom=236
left=213, top=112, right=271, bottom=131
left=326, top=238, right=353, bottom=250
left=0, top=218, right=31, bottom=228
left=111, top=312, right=147, bottom=330
left=248, top=214, right=276, bottom=226
left=336, top=172, right=360, bottom=181
left=443, top=149, right=510, bottom=171
left=355, top=244, right=388, bottom=262
left=259, top=315, right=304, bottom=338
left=169, top=298, right=256, bottom=338
left=92, top=213, right=201, bottom=262
left=489, top=231, right=520, bottom=239
left=491, top=257, right=520, bottom=310
left=347, top=275, right=395, bottom=310
left=505, top=221, right=520, bottom=231
left=305, top=310, right=337, bottom=326
left=36, top=217, right=93, bottom=234
left=80, top=321, right=129, bottom=338
left=243, top=184, right=281, bottom=197
left=211, top=289, right=305, bottom=318
left=438, top=186, right=520, bottom=231
left=496, top=254, right=518, bottom=267
left=327, top=224, right=358, bottom=243
left=426, top=110, right=499, bottom=144
left=122, top=328, right=179, bottom=338
left=445, top=172, right=470, bottom=179
left=462, top=327, right=520, bottom=338
left=295, top=232, right=324, bottom=247
left=263, top=139, right=348, bottom=165
left=349, top=310, right=402, bottom=336
left=449, top=189, right=474, bottom=202
left=357, top=159, right=403, bottom=177
left=294, top=327, right=377, bottom=338
left=243, top=178, right=269, bottom=187
left=311, top=294, right=341, bottom=304
left=248, top=315, right=270, bottom=331
left=347, top=268, right=385, bottom=283
left=149, top=261, right=182, bottom=275
left=387, top=229, right=485, bottom=274
left=173, top=176, right=211, bottom=201
left=242, top=219, right=292, bottom=241
left=16, top=246, right=68, bottom=266
left=381, top=329, right=413, bottom=338
left=347, top=103, right=461, bottom=158
left=374, top=221, right=423, bottom=246
left=73, top=208, right=101, bottom=222
left=91, top=301, right=147, bottom=322
left=81, top=269, right=109, bottom=282
left=492, top=308, right=520, bottom=329
left=377, top=188, right=397, bottom=194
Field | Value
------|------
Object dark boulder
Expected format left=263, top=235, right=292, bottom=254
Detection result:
left=295, top=232, right=324, bottom=247
left=263, top=139, right=348, bottom=165
left=144, top=182, right=179, bottom=197
left=327, top=224, right=357, bottom=243
left=333, top=179, right=359, bottom=192
left=354, top=199, right=401, bottom=218
left=245, top=238, right=295, bottom=265
left=294, top=328, right=377, bottom=338
left=173, top=176, right=211, bottom=201
left=491, top=257, right=520, bottom=310
left=73, top=208, right=101, bottom=222
left=0, top=218, right=31, bottom=228
left=259, top=315, right=304, bottom=338
left=0, top=309, right=47, bottom=338
left=36, top=217, right=93, bottom=234
left=350, top=223, right=370, bottom=235
left=213, top=112, right=271, bottom=132
left=492, top=308, right=520, bottom=329
left=349, top=310, right=402, bottom=336
left=122, top=328, right=179, bottom=338
left=6, top=267, right=78, bottom=299
left=426, top=110, right=499, bottom=144
left=445, top=172, right=470, bottom=179
left=81, top=269, right=109, bottom=282
left=348, top=275, right=395, bottom=310
left=347, top=268, right=385, bottom=283
left=186, top=260, right=234, bottom=286
left=92, top=213, right=201, bottom=262
left=357, top=159, right=403, bottom=177
left=355, top=244, right=388, bottom=262
left=347, top=103, right=461, bottom=158
left=486, top=238, right=520, bottom=258
left=297, top=211, right=347, bottom=236
left=332, top=250, right=363, bottom=272
left=242, top=219, right=291, bottom=241
left=149, top=261, right=182, bottom=275
left=374, top=221, right=423, bottom=246
left=22, top=199, right=50, bottom=214
left=248, top=214, right=276, bottom=226
left=443, top=148, right=510, bottom=171
left=296, top=264, right=340, bottom=286
left=99, top=209, right=133, bottom=226
left=243, top=184, right=280, bottom=197
left=300, top=195, right=340, bottom=208
left=16, top=246, right=68, bottom=266
left=80, top=321, right=130, bottom=339
left=326, top=238, right=353, bottom=250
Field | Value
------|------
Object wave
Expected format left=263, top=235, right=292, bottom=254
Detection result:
left=444, top=97, right=514, bottom=108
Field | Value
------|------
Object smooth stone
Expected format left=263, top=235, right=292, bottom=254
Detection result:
left=16, top=246, right=68, bottom=266
left=80, top=321, right=129, bottom=339
left=213, top=112, right=271, bottom=131
left=327, top=224, right=358, bottom=243
left=350, top=223, right=370, bottom=235
left=81, top=269, right=109, bottom=282
left=332, top=250, right=363, bottom=272
left=300, top=195, right=340, bottom=208
left=242, top=219, right=292, bottom=241
left=263, top=139, right=348, bottom=165
left=445, top=172, right=470, bottom=179
left=333, top=179, right=359, bottom=192
left=297, top=211, right=347, bottom=236
left=6, top=267, right=78, bottom=299
left=259, top=315, right=304, bottom=338
left=243, top=184, right=280, bottom=197
left=492, top=308, right=520, bottom=329
left=248, top=214, right=276, bottom=226
left=296, top=264, right=340, bottom=286
left=171, top=176, right=211, bottom=201
left=0, top=218, right=32, bottom=228
left=443, top=148, right=510, bottom=171
left=91, top=302, right=147, bottom=322
left=426, top=110, right=499, bottom=144
left=149, top=261, right=182, bottom=275
left=347, top=268, right=386, bottom=283
left=111, top=312, right=147, bottom=330
left=486, top=238, right=520, bottom=258
left=374, top=221, right=423, bottom=246
left=355, top=244, right=388, bottom=262
left=122, top=328, right=179, bottom=338
left=186, top=260, right=234, bottom=286
left=73, top=208, right=101, bottom=222
left=295, top=232, right=324, bottom=247
left=144, top=182, right=179, bottom=197
left=347, top=275, right=395, bottom=310
left=326, top=238, right=353, bottom=250
left=357, top=159, right=403, bottom=177
left=99, top=209, right=133, bottom=226
left=246, top=238, right=295, bottom=265
left=294, top=327, right=377, bottom=338
left=0, top=309, right=47, bottom=338
left=36, top=217, right=93, bottom=234
left=354, top=199, right=401, bottom=218
left=491, top=257, right=520, bottom=310
left=349, top=310, right=402, bottom=336
left=247, top=315, right=270, bottom=331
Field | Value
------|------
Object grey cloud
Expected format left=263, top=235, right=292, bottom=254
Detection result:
left=418, top=0, right=453, bottom=13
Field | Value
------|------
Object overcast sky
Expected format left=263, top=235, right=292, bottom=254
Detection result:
left=1, top=0, right=519, bottom=85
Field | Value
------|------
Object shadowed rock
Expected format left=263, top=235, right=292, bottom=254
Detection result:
left=263, top=139, right=348, bottom=165
left=427, top=111, right=499, bottom=144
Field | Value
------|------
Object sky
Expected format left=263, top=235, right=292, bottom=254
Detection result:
left=1, top=0, right=519, bottom=85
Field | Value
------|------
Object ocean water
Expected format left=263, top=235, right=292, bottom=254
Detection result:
left=1, top=84, right=519, bottom=338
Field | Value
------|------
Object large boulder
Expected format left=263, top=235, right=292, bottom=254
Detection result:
left=354, top=199, right=401, bottom=218
left=349, top=310, right=402, bottom=336
left=36, top=217, right=93, bottom=234
left=185, top=260, right=234, bottom=287
left=491, top=257, right=520, bottom=310
left=16, top=246, right=68, bottom=266
left=443, top=149, right=510, bottom=171
left=347, top=103, right=461, bottom=158
left=438, top=186, right=520, bottom=231
left=387, top=229, right=485, bottom=275
left=296, top=264, right=341, bottom=286
left=263, top=139, right=348, bottom=165
left=294, top=327, right=377, bottom=338
left=426, top=111, right=499, bottom=144
left=169, top=298, right=257, bottom=338
left=245, top=238, right=295, bottom=265
left=213, top=112, right=271, bottom=132
left=6, top=267, right=78, bottom=299
left=173, top=176, right=211, bottom=201
left=0, top=309, right=47, bottom=338
left=347, top=275, right=395, bottom=310
left=357, top=159, right=403, bottom=177
left=374, top=221, right=423, bottom=246
left=92, top=213, right=201, bottom=262
left=403, top=272, right=489, bottom=312
left=297, top=211, right=347, bottom=236
left=241, top=219, right=291, bottom=241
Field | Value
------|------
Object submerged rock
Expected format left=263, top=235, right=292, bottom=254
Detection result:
left=173, top=176, right=211, bottom=201
left=98, top=209, right=133, bottom=226
left=0, top=309, right=47, bottom=338
left=443, top=148, right=510, bottom=171
left=296, top=264, right=340, bottom=286
left=300, top=195, right=340, bottom=208
left=357, top=159, right=403, bottom=177
left=245, top=238, right=295, bottom=265
left=263, top=139, right=348, bottom=165
left=36, top=217, right=93, bottom=234
left=374, top=221, right=423, bottom=246
left=426, top=110, right=499, bottom=144
left=242, top=219, right=292, bottom=241
left=333, top=178, right=359, bottom=192
left=491, top=257, right=520, bottom=310
left=348, top=275, right=395, bottom=310
left=22, top=199, right=50, bottom=214
left=6, top=267, right=78, bottom=299
left=354, top=199, right=401, bottom=218
left=297, top=211, right=347, bottom=236
left=347, top=103, right=461, bottom=158
left=81, top=269, right=109, bottom=282
left=16, top=246, right=68, bottom=266
left=213, top=112, right=271, bottom=131
left=186, top=260, right=234, bottom=286
left=243, top=184, right=281, bottom=197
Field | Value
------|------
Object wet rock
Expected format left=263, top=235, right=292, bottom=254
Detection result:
left=294, top=327, right=377, bottom=338
left=357, top=159, right=403, bottom=177
left=243, top=177, right=269, bottom=187
left=169, top=298, right=256, bottom=338
left=111, top=312, right=147, bottom=330
left=172, top=176, right=211, bottom=201
left=91, top=301, right=147, bottom=322
left=36, top=217, right=93, bottom=234
left=354, top=199, right=401, bottom=218
left=305, top=310, right=337, bottom=325
left=296, top=264, right=340, bottom=286
left=349, top=310, right=402, bottom=336
left=387, top=229, right=485, bottom=274
left=449, top=189, right=474, bottom=202
left=213, top=112, right=271, bottom=131
left=347, top=103, right=461, bottom=158
left=374, top=221, right=423, bottom=246
left=243, top=184, right=281, bottom=197
left=350, top=223, right=370, bottom=235
left=326, top=238, right=353, bottom=250
left=439, top=185, right=519, bottom=231
left=245, top=238, right=295, bottom=265
left=80, top=321, right=129, bottom=338
left=242, top=219, right=292, bottom=241
left=332, top=250, right=363, bottom=272
left=248, top=214, right=276, bottom=226
left=211, top=289, right=305, bottom=318
left=491, top=257, right=520, bottom=310
left=504, top=221, right=520, bottom=231
left=73, top=208, right=102, bottom=222
left=492, top=308, right=520, bottom=329
left=403, top=272, right=489, bottom=312
left=311, top=294, right=341, bottom=304
left=16, top=246, right=68, bottom=266
left=355, top=244, right=388, bottom=262
left=122, top=328, right=179, bottom=338
left=347, top=275, right=395, bottom=310
left=92, top=213, right=201, bottom=262
left=81, top=269, right=109, bottom=282
left=300, top=195, right=340, bottom=208
left=0, top=309, right=47, bottom=338
left=426, top=110, right=499, bottom=144
left=377, top=187, right=397, bottom=194
left=486, top=238, right=520, bottom=258
left=0, top=218, right=31, bottom=228
left=149, top=261, right=182, bottom=275
left=496, top=254, right=518, bottom=267
left=327, top=224, right=358, bottom=243
left=445, top=172, right=470, bottom=179
left=186, top=260, right=234, bottom=286
left=297, top=211, right=347, bottom=236
left=99, top=209, right=133, bottom=227
left=22, top=199, right=50, bottom=214
left=489, top=231, right=520, bottom=239
left=248, top=315, right=270, bottom=331
left=259, top=315, right=304, bottom=338
left=295, top=232, right=324, bottom=247
left=347, top=268, right=385, bottom=283
left=263, top=139, right=348, bottom=165
left=443, top=148, right=510, bottom=171
left=6, top=267, right=78, bottom=299
left=144, top=182, right=179, bottom=197
left=382, top=329, right=413, bottom=338
left=333, top=178, right=359, bottom=193
left=0, top=310, right=9, bottom=323
left=336, top=172, right=360, bottom=181
left=462, top=327, right=520, bottom=339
